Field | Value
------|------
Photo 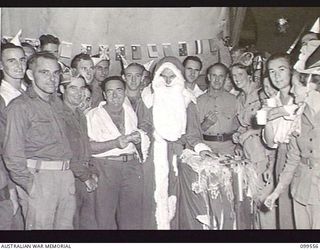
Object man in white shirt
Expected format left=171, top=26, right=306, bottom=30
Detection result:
left=0, top=42, right=27, bottom=230
left=182, top=56, right=206, bottom=97
left=86, top=76, right=149, bottom=229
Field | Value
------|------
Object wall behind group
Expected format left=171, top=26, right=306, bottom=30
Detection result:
left=1, top=8, right=232, bottom=75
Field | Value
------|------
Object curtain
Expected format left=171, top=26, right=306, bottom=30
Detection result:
left=230, top=7, right=247, bottom=47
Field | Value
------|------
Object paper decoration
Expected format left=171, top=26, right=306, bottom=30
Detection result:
left=98, top=45, right=110, bottom=60
left=178, top=42, right=188, bottom=56
left=115, top=44, right=126, bottom=61
left=24, top=38, right=40, bottom=49
left=10, top=29, right=22, bottom=46
left=131, top=44, right=142, bottom=60
left=162, top=43, right=174, bottom=57
left=60, top=41, right=73, bottom=59
left=195, top=40, right=203, bottom=54
left=147, top=44, right=159, bottom=58
left=143, top=60, right=155, bottom=72
left=120, top=54, right=130, bottom=69
left=81, top=44, right=92, bottom=55
left=310, top=17, right=320, bottom=33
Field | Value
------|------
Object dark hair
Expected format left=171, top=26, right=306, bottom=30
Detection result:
left=266, top=53, right=292, bottom=71
left=39, top=34, right=60, bottom=48
left=101, top=76, right=126, bottom=92
left=183, top=56, right=203, bottom=71
left=83, top=84, right=92, bottom=94
left=206, top=63, right=229, bottom=76
left=70, top=53, right=92, bottom=69
left=1, top=42, right=24, bottom=60
left=230, top=63, right=252, bottom=75
left=298, top=72, right=320, bottom=87
left=27, top=51, right=59, bottom=71
left=122, top=63, right=145, bottom=76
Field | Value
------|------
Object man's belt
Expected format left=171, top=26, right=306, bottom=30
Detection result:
left=106, top=154, right=138, bottom=162
left=27, top=159, right=70, bottom=171
left=0, top=185, right=10, bottom=201
left=203, top=133, right=233, bottom=142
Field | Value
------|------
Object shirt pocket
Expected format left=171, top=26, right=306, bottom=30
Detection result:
left=29, top=119, right=54, bottom=143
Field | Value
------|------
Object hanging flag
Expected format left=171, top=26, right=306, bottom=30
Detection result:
left=60, top=41, right=73, bottom=59
left=178, top=42, right=188, bottom=56
left=195, top=40, right=203, bottom=54
left=131, top=44, right=142, bottom=60
left=115, top=44, right=126, bottom=61
left=208, top=38, right=219, bottom=54
left=162, top=43, right=174, bottom=57
left=310, top=17, right=320, bottom=33
left=147, top=44, right=159, bottom=58
left=81, top=44, right=92, bottom=55
left=98, top=45, right=110, bottom=60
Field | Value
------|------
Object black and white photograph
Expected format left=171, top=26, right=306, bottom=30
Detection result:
left=0, top=6, right=319, bottom=244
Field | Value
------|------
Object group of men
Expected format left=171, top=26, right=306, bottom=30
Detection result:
left=0, top=32, right=249, bottom=230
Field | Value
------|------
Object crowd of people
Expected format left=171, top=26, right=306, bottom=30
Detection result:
left=0, top=29, right=320, bottom=230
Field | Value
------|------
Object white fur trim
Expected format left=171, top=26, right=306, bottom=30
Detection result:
left=194, top=143, right=212, bottom=154
left=153, top=131, right=170, bottom=229
left=137, top=129, right=150, bottom=163
left=168, top=195, right=177, bottom=223
left=172, top=154, right=178, bottom=177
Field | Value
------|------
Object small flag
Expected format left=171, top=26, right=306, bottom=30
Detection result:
left=208, top=38, right=219, bottom=54
left=81, top=44, right=92, bottom=55
left=60, top=41, right=73, bottom=59
left=178, top=42, right=188, bottom=56
left=147, top=44, right=159, bottom=58
left=98, top=45, right=110, bottom=60
left=162, top=43, right=174, bottom=57
left=115, top=44, right=126, bottom=61
left=195, top=40, right=203, bottom=54
left=131, top=44, right=142, bottom=60
left=310, top=17, right=320, bottom=33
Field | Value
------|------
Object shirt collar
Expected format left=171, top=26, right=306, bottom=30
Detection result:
left=27, top=86, right=57, bottom=103
left=0, top=80, right=23, bottom=106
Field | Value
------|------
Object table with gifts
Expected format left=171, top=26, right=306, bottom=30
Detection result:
left=180, top=149, right=260, bottom=230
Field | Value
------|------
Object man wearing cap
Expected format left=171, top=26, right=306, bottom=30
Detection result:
left=59, top=72, right=99, bottom=229
left=139, top=56, right=214, bottom=229
left=0, top=42, right=27, bottom=230
left=91, top=55, right=110, bottom=108
left=183, top=56, right=206, bottom=98
left=86, top=76, right=150, bottom=229
left=3, top=52, right=75, bottom=230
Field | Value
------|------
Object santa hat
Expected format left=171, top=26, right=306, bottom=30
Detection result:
left=10, top=29, right=22, bottom=46
left=153, top=56, right=184, bottom=75
left=310, top=17, right=320, bottom=34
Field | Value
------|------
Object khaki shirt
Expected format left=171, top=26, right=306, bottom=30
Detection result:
left=279, top=106, right=320, bottom=205
left=3, top=87, right=73, bottom=192
left=197, top=89, right=238, bottom=135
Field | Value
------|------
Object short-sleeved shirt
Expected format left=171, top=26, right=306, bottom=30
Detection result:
left=3, top=87, right=73, bottom=191
left=197, top=89, right=238, bottom=135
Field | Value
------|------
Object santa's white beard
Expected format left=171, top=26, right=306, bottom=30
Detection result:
left=153, top=78, right=187, bottom=142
